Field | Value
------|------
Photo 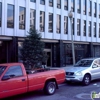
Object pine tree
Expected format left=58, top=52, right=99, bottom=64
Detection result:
left=20, top=29, right=46, bottom=69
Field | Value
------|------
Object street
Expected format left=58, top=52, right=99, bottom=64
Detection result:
left=2, top=80, right=100, bottom=100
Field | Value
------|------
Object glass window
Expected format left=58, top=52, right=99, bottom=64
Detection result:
left=56, top=14, right=61, bottom=33
left=49, top=0, right=53, bottom=7
left=77, top=19, right=80, bottom=36
left=40, top=11, right=45, bottom=32
left=83, top=20, right=86, bottom=36
left=4, top=66, right=23, bottom=78
left=0, top=66, right=7, bottom=76
left=64, top=16, right=68, bottom=34
left=77, top=0, right=81, bottom=13
left=0, top=3, right=2, bottom=27
left=88, top=21, right=91, bottom=37
left=30, top=0, right=36, bottom=3
left=40, top=0, right=45, bottom=5
left=57, top=0, right=61, bottom=9
left=94, top=3, right=96, bottom=17
left=7, top=4, right=14, bottom=28
left=99, top=23, right=100, bottom=38
left=30, top=9, right=36, bottom=29
left=94, top=22, right=96, bottom=37
left=64, top=0, right=68, bottom=10
left=99, top=5, right=100, bottom=18
left=88, top=1, right=92, bottom=16
left=83, top=0, right=86, bottom=15
left=49, top=13, right=53, bottom=32
left=19, top=7, right=26, bottom=30
left=72, top=18, right=74, bottom=35
left=71, top=0, right=75, bottom=12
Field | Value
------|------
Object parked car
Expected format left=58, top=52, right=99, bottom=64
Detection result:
left=65, top=58, right=100, bottom=85
left=0, top=63, right=65, bottom=99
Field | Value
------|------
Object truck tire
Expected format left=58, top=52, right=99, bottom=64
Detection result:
left=44, top=81, right=56, bottom=95
left=82, top=74, right=91, bottom=86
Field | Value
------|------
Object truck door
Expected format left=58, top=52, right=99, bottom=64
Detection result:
left=0, top=65, right=27, bottom=98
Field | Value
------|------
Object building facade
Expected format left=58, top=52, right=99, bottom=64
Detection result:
left=0, top=0, right=100, bottom=67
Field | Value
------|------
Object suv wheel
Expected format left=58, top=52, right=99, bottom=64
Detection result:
left=82, top=74, right=91, bottom=86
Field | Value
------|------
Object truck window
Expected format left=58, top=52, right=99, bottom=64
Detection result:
left=0, top=66, right=7, bottom=76
left=3, top=65, right=23, bottom=78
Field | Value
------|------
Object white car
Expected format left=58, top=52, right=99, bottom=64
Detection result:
left=65, top=58, right=100, bottom=85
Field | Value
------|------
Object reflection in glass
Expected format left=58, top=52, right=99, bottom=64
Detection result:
left=77, top=0, right=81, bottom=13
left=83, top=20, right=86, bottom=36
left=40, top=11, right=45, bottom=32
left=30, top=9, right=36, bottom=29
left=49, top=13, right=53, bottom=32
left=30, top=0, right=36, bottom=3
left=0, top=3, right=2, bottom=27
left=88, top=21, right=91, bottom=37
left=19, top=7, right=26, bottom=29
left=64, top=0, right=68, bottom=10
left=56, top=15, right=61, bottom=33
left=88, top=1, right=91, bottom=16
left=77, top=19, right=80, bottom=36
left=94, top=22, right=96, bottom=37
left=94, top=3, right=96, bottom=17
left=71, top=0, right=74, bottom=12
left=57, top=0, right=61, bottom=9
left=49, top=0, right=53, bottom=7
left=83, top=0, right=86, bottom=15
left=64, top=16, right=68, bottom=34
left=7, top=4, right=14, bottom=28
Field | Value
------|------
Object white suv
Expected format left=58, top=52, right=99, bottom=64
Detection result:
left=65, top=58, right=100, bottom=85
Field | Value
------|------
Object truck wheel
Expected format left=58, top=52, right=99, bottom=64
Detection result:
left=82, top=74, right=91, bottom=86
left=44, top=81, right=56, bottom=95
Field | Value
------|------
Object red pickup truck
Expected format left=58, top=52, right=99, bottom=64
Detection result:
left=0, top=63, right=65, bottom=99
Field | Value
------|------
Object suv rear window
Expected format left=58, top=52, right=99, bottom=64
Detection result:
left=0, top=66, right=7, bottom=76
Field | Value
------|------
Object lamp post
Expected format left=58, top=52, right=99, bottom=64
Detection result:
left=68, top=10, right=75, bottom=65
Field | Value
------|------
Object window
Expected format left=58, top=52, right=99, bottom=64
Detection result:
left=19, top=7, right=26, bottom=29
left=88, top=21, right=91, bottom=37
left=94, top=3, right=97, bottom=17
left=4, top=66, right=23, bottom=78
left=57, top=0, right=61, bottom=9
left=56, top=14, right=61, bottom=33
left=94, top=22, right=96, bottom=37
left=64, top=0, right=68, bottom=10
left=77, top=19, right=80, bottom=36
left=0, top=66, right=6, bottom=76
left=71, top=0, right=75, bottom=12
left=7, top=4, right=14, bottom=28
left=40, top=11, right=45, bottom=32
left=30, top=9, right=36, bottom=29
left=83, top=20, right=86, bottom=36
left=0, top=3, right=2, bottom=27
left=49, top=13, right=53, bottom=32
left=64, top=16, right=68, bottom=34
left=72, top=18, right=74, bottom=35
left=99, top=5, right=100, bottom=18
left=30, top=0, right=36, bottom=3
left=40, top=0, right=45, bottom=5
left=77, top=0, right=81, bottom=13
left=83, top=0, right=86, bottom=15
left=99, top=23, right=100, bottom=38
left=49, top=0, right=53, bottom=7
left=88, top=0, right=92, bottom=16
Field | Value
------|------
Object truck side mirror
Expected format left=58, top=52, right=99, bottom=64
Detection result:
left=2, top=75, right=10, bottom=81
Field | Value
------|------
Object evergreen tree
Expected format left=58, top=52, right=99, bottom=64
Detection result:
left=20, top=29, right=46, bottom=69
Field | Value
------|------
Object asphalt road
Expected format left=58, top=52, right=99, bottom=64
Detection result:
left=2, top=80, right=100, bottom=100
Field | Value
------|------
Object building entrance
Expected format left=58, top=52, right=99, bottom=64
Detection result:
left=44, top=49, right=52, bottom=67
